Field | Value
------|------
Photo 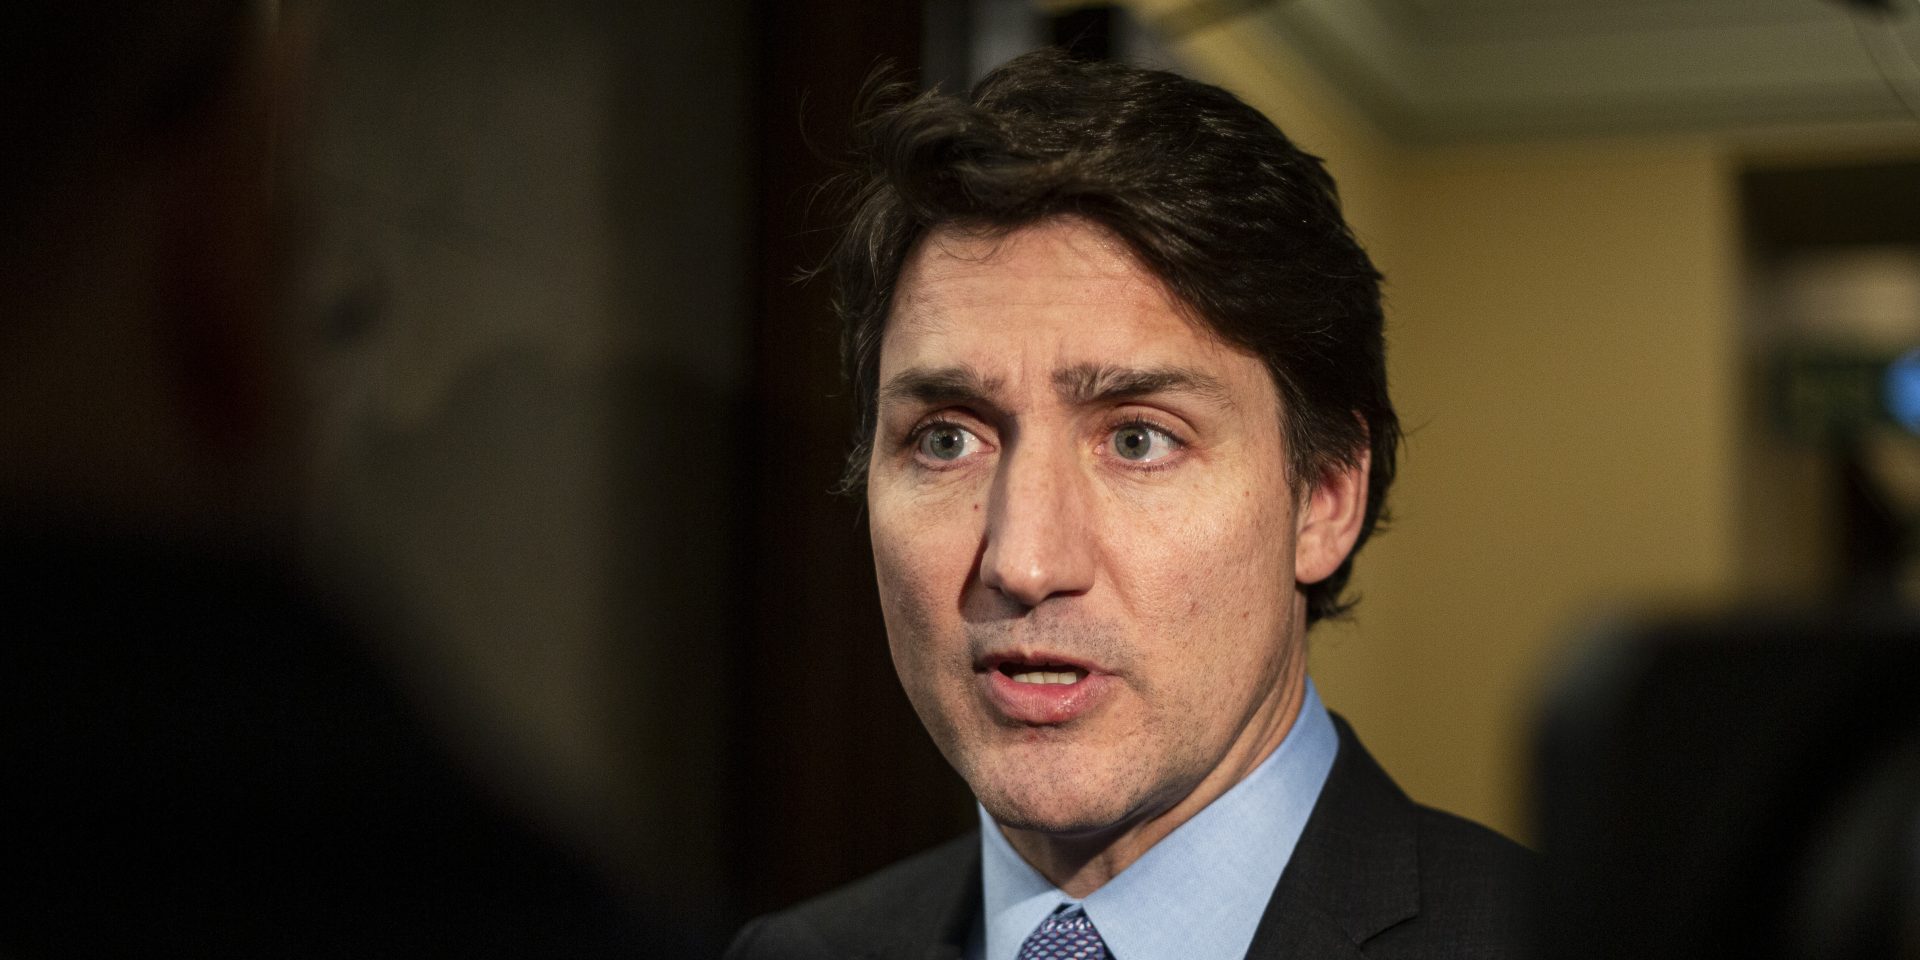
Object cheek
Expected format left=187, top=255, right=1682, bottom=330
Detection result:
left=869, top=490, right=980, bottom=653
left=869, top=493, right=983, bottom=756
left=1105, top=480, right=1294, bottom=625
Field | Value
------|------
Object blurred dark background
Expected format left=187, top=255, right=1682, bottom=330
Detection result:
left=287, top=1, right=1185, bottom=942
left=6, top=0, right=1920, bottom=955
left=289, top=0, right=956, bottom=944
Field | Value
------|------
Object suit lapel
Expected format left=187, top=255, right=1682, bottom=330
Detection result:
left=1244, top=895, right=1370, bottom=960
left=1244, top=714, right=1421, bottom=959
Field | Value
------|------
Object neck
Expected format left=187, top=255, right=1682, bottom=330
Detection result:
left=999, top=642, right=1311, bottom=897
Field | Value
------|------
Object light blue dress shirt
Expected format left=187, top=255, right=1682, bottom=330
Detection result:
left=968, top=678, right=1337, bottom=960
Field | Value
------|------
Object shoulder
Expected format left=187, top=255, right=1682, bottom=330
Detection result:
left=725, top=832, right=979, bottom=960
left=1413, top=803, right=1538, bottom=905
left=1297, top=715, right=1539, bottom=958
left=1375, top=805, right=1539, bottom=958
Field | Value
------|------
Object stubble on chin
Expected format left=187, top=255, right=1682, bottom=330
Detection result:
left=968, top=703, right=1221, bottom=844
left=953, top=624, right=1167, bottom=838
left=878, top=555, right=1162, bottom=835
left=972, top=754, right=1142, bottom=837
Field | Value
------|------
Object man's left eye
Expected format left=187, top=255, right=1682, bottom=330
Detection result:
left=1111, top=423, right=1179, bottom=463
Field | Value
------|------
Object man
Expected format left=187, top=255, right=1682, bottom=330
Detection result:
left=728, top=51, right=1533, bottom=960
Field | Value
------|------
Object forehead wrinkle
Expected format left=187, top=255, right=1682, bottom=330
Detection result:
left=1051, top=362, right=1237, bottom=412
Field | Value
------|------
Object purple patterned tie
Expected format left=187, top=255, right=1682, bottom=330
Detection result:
left=1016, top=904, right=1112, bottom=960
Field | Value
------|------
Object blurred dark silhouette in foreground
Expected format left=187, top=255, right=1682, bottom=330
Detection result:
left=1, top=3, right=680, bottom=955
left=3, top=525, right=675, bottom=958
left=1538, top=609, right=1920, bottom=960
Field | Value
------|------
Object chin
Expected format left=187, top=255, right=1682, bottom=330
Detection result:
left=969, top=770, right=1141, bottom=838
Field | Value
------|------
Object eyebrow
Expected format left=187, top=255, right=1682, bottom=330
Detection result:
left=877, top=364, right=1005, bottom=409
left=877, top=361, right=1233, bottom=412
left=1051, top=362, right=1235, bottom=410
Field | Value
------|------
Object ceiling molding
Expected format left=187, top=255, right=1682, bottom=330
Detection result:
left=1141, top=0, right=1920, bottom=143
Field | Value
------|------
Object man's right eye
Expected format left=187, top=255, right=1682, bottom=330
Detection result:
left=916, top=424, right=979, bottom=462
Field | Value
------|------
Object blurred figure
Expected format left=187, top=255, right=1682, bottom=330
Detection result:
left=0, top=2, right=676, bottom=955
left=1538, top=610, right=1920, bottom=960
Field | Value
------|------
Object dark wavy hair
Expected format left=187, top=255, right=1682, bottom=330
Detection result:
left=828, top=50, right=1399, bottom=624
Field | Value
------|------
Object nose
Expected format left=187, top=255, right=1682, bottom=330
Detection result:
left=978, top=438, right=1096, bottom=609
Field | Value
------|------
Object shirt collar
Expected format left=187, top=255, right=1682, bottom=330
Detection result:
left=977, top=678, right=1338, bottom=960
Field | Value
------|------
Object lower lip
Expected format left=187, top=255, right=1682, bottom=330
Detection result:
left=979, top=669, right=1114, bottom=724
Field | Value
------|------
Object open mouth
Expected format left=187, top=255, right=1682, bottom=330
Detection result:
left=978, top=652, right=1108, bottom=723
left=992, top=660, right=1090, bottom=686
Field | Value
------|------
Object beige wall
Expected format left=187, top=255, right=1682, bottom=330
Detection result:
left=1324, top=140, right=1743, bottom=842
left=1132, top=14, right=1745, bottom=841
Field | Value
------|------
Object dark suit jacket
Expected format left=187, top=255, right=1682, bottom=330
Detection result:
left=727, top=715, right=1536, bottom=959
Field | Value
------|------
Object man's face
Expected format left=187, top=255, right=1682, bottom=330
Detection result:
left=867, top=218, right=1354, bottom=840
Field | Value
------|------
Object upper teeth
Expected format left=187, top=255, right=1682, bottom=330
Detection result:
left=1011, top=671, right=1080, bottom=685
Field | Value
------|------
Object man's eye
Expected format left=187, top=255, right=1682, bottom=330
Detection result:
left=1111, top=423, right=1179, bottom=463
left=917, top=424, right=979, bottom=462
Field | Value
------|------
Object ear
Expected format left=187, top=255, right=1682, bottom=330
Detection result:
left=1294, top=447, right=1371, bottom=586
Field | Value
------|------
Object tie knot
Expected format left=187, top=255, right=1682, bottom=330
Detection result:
left=1016, top=904, right=1111, bottom=960
left=1041, top=906, right=1095, bottom=935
